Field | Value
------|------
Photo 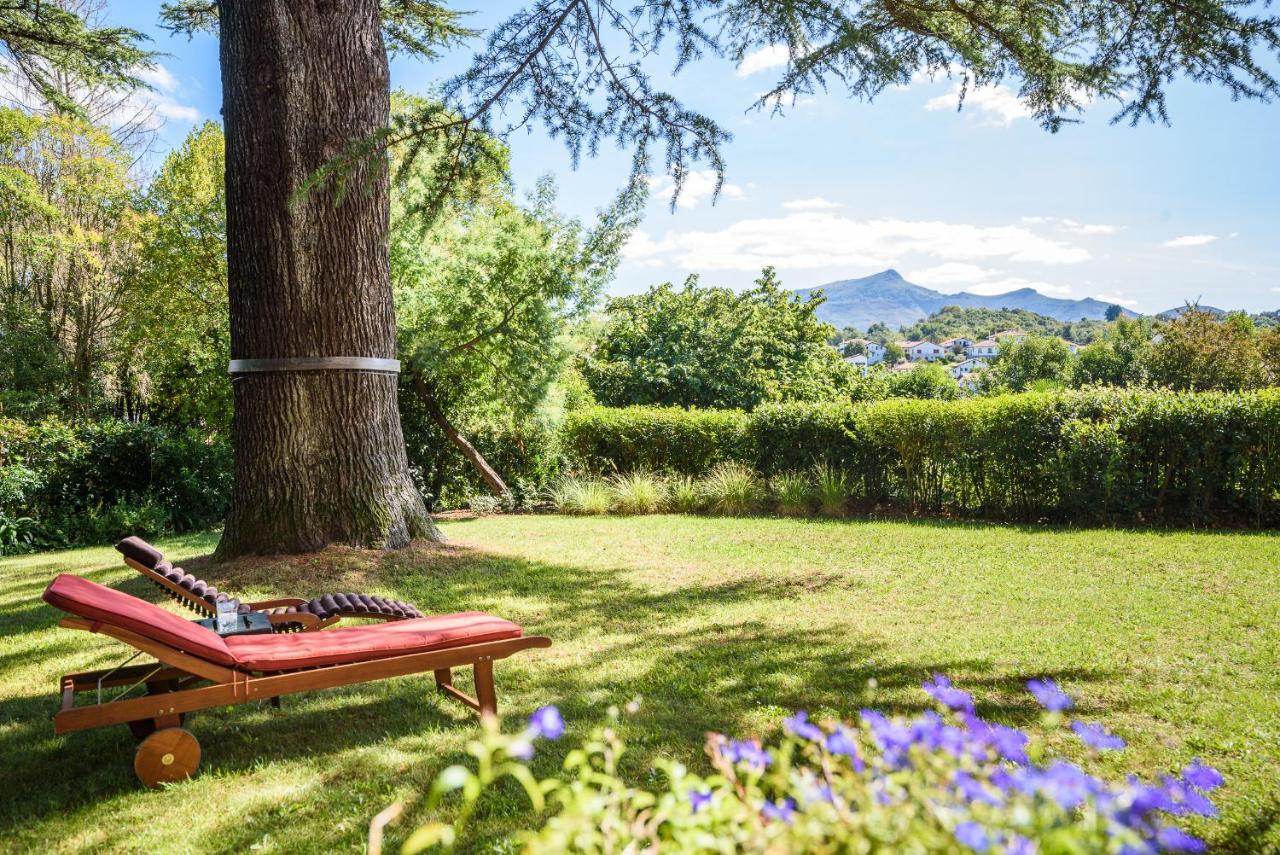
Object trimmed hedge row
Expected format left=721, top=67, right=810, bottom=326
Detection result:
left=561, top=390, right=1280, bottom=526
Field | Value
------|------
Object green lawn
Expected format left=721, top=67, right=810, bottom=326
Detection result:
left=1, top=516, right=1278, bottom=852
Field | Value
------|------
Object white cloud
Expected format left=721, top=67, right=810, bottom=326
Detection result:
left=925, top=83, right=1032, bottom=127
left=908, top=263, right=1072, bottom=297
left=1093, top=293, right=1139, bottom=307
left=648, top=170, right=745, bottom=209
left=737, top=44, right=790, bottom=78
left=782, top=197, right=844, bottom=211
left=136, top=64, right=179, bottom=93
left=1163, top=234, right=1218, bottom=248
left=620, top=212, right=1091, bottom=272
left=907, top=262, right=998, bottom=286
left=1059, top=219, right=1121, bottom=235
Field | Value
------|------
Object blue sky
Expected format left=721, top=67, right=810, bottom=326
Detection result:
left=107, top=2, right=1279, bottom=315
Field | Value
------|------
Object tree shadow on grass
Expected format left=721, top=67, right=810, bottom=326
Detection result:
left=0, top=536, right=1120, bottom=847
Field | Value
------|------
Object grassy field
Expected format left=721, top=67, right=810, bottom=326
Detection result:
left=1, top=516, right=1278, bottom=852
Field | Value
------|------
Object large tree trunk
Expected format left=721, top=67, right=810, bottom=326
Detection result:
left=215, top=0, right=437, bottom=558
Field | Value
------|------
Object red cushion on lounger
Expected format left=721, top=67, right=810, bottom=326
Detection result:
left=43, top=574, right=235, bottom=667
left=225, top=612, right=523, bottom=671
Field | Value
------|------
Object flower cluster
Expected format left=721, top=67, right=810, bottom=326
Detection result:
left=397, top=681, right=1222, bottom=854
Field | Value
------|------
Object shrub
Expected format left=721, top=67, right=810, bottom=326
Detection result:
left=397, top=679, right=1222, bottom=854
left=0, top=416, right=231, bottom=549
left=610, top=471, right=667, bottom=515
left=668, top=476, right=701, bottom=514
left=811, top=462, right=851, bottom=517
left=547, top=477, right=613, bottom=515
left=561, top=405, right=750, bottom=476
left=771, top=471, right=812, bottom=516
left=560, top=390, right=1280, bottom=527
left=700, top=462, right=763, bottom=516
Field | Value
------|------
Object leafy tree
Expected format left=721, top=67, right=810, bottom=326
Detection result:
left=0, top=107, right=143, bottom=417
left=1146, top=308, right=1268, bottom=391
left=1, top=0, right=153, bottom=118
left=1105, top=304, right=1124, bottom=322
left=885, top=363, right=958, bottom=400
left=882, top=341, right=906, bottom=365
left=1070, top=317, right=1152, bottom=387
left=982, top=335, right=1073, bottom=392
left=392, top=99, right=641, bottom=497
left=129, top=121, right=231, bottom=430
left=581, top=268, right=856, bottom=410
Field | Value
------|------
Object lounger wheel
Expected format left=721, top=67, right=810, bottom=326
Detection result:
left=134, top=727, right=200, bottom=788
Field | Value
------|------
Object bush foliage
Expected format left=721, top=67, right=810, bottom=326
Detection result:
left=0, top=417, right=231, bottom=552
left=561, top=390, right=1280, bottom=526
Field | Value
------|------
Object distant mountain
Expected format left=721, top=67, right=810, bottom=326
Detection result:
left=793, top=269, right=1137, bottom=331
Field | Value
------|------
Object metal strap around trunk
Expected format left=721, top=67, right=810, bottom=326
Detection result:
left=228, top=357, right=400, bottom=375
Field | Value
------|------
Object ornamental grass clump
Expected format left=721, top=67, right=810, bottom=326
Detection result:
left=668, top=476, right=702, bottom=514
left=547, top=476, right=612, bottom=515
left=396, top=678, right=1221, bottom=854
left=610, top=471, right=667, bottom=515
left=699, top=461, right=763, bottom=515
left=771, top=471, right=813, bottom=516
left=812, top=461, right=851, bottom=517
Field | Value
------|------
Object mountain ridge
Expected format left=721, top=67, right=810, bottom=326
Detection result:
left=793, top=269, right=1137, bottom=330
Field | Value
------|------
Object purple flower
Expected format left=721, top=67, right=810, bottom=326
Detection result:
left=1035, top=761, right=1105, bottom=810
left=990, top=723, right=1031, bottom=764
left=953, top=771, right=1002, bottom=806
left=1072, top=720, right=1126, bottom=751
left=954, top=821, right=990, bottom=852
left=1027, top=678, right=1073, bottom=712
left=1156, top=826, right=1207, bottom=852
left=1181, top=760, right=1223, bottom=792
left=1004, top=834, right=1036, bottom=855
left=508, top=739, right=534, bottom=761
left=860, top=709, right=913, bottom=769
left=784, top=709, right=824, bottom=742
left=723, top=739, right=771, bottom=770
left=923, top=673, right=976, bottom=712
left=761, top=797, right=796, bottom=824
left=1161, top=776, right=1218, bottom=818
left=689, top=789, right=712, bottom=814
left=528, top=705, right=565, bottom=740
left=825, top=727, right=866, bottom=770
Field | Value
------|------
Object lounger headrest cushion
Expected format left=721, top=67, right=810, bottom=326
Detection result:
left=43, top=574, right=235, bottom=667
left=116, top=536, right=164, bottom=570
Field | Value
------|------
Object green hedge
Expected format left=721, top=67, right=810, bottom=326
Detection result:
left=561, top=406, right=750, bottom=476
left=560, top=390, right=1280, bottom=526
left=0, top=417, right=231, bottom=553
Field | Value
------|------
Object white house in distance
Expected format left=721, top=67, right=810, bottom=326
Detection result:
left=993, top=329, right=1028, bottom=343
left=1060, top=339, right=1082, bottom=354
left=940, top=337, right=972, bottom=353
left=949, top=357, right=989, bottom=379
left=966, top=339, right=999, bottom=358
left=905, top=341, right=946, bottom=361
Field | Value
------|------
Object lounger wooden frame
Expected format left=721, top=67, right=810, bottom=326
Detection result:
left=55, top=617, right=552, bottom=737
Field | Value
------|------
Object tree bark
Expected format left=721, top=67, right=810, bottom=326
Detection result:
left=215, top=0, right=437, bottom=558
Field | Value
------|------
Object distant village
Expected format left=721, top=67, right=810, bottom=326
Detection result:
left=840, top=330, right=1083, bottom=388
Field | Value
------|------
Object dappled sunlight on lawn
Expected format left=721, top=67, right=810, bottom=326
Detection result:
left=0, top=517, right=1277, bottom=851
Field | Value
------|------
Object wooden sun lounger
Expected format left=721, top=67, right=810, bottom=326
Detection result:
left=116, top=536, right=425, bottom=632
left=45, top=574, right=550, bottom=787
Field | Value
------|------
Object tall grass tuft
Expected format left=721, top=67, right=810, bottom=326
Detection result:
left=812, top=462, right=851, bottom=517
left=700, top=462, right=763, bottom=516
left=668, top=476, right=702, bottom=514
left=610, top=471, right=667, bottom=515
left=772, top=471, right=813, bottom=516
left=548, top=477, right=613, bottom=515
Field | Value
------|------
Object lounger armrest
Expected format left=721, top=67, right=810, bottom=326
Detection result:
left=244, top=597, right=308, bottom=609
